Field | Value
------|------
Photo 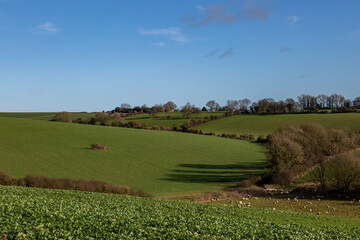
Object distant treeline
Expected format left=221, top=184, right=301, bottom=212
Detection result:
left=0, top=171, right=150, bottom=197
left=107, top=94, right=360, bottom=115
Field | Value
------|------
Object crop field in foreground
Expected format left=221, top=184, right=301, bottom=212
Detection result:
left=195, top=113, right=360, bottom=137
left=125, top=111, right=225, bottom=127
left=0, top=117, right=267, bottom=196
left=1, top=186, right=360, bottom=239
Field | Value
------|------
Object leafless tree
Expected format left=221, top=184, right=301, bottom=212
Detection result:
left=181, top=102, right=194, bottom=118
left=329, top=153, right=360, bottom=192
left=316, top=94, right=328, bottom=109
left=163, top=101, right=177, bottom=112
left=206, top=100, right=220, bottom=111
left=238, top=99, right=251, bottom=111
left=353, top=96, right=360, bottom=108
left=285, top=98, right=297, bottom=112
left=226, top=100, right=239, bottom=112
left=121, top=103, right=131, bottom=109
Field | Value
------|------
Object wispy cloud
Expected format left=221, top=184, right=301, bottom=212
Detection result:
left=204, top=48, right=220, bottom=57
left=154, top=41, right=166, bottom=47
left=288, top=16, right=299, bottom=26
left=36, top=22, right=59, bottom=34
left=139, top=27, right=189, bottom=43
left=345, top=30, right=360, bottom=40
left=279, top=47, right=292, bottom=53
left=218, top=47, right=234, bottom=59
left=183, top=0, right=273, bottom=27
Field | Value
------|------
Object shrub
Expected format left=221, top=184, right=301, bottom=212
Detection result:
left=52, top=112, right=72, bottom=122
left=329, top=153, right=360, bottom=192
left=267, top=123, right=360, bottom=186
left=126, top=120, right=147, bottom=129
left=91, top=143, right=109, bottom=151
left=111, top=118, right=126, bottom=127
left=95, top=112, right=110, bottom=126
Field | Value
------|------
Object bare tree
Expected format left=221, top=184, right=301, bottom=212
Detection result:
left=329, top=94, right=345, bottom=109
left=353, top=96, right=360, bottom=108
left=313, top=158, right=327, bottom=191
left=238, top=99, right=251, bottom=111
left=226, top=100, right=239, bottom=112
left=297, top=95, right=317, bottom=110
left=329, top=153, right=360, bottom=192
left=257, top=98, right=275, bottom=112
left=316, top=94, right=328, bottom=109
left=120, top=103, right=131, bottom=109
left=206, top=100, right=220, bottom=111
left=151, top=104, right=164, bottom=113
left=163, top=101, right=177, bottom=112
left=181, top=102, right=194, bottom=118
left=285, top=98, right=297, bottom=112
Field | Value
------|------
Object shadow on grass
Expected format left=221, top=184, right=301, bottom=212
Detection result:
left=161, top=162, right=269, bottom=184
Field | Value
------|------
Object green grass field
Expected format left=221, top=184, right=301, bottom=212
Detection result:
left=195, top=113, right=360, bottom=137
left=125, top=111, right=224, bottom=127
left=1, top=185, right=359, bottom=239
left=0, top=117, right=267, bottom=196
left=0, top=112, right=95, bottom=121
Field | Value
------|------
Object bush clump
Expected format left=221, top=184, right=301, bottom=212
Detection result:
left=91, top=143, right=109, bottom=151
left=52, top=112, right=72, bottom=122
left=268, top=123, right=360, bottom=186
left=0, top=171, right=150, bottom=197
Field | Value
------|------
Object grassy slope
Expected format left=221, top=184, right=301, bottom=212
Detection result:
left=196, top=113, right=360, bottom=137
left=125, top=111, right=224, bottom=127
left=0, top=117, right=267, bottom=197
left=1, top=186, right=359, bottom=239
left=0, top=112, right=95, bottom=121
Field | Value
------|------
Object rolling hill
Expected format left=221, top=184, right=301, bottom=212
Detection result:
left=0, top=117, right=267, bottom=196
left=195, top=113, right=360, bottom=137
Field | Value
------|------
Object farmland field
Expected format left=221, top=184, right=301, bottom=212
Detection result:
left=0, top=117, right=267, bottom=196
left=195, top=113, right=360, bottom=137
left=1, top=185, right=360, bottom=239
left=0, top=112, right=95, bottom=121
left=125, top=111, right=224, bottom=127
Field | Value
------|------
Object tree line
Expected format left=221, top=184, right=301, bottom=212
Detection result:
left=108, top=94, right=360, bottom=115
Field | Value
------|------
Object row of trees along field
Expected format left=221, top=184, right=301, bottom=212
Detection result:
left=108, top=94, right=360, bottom=115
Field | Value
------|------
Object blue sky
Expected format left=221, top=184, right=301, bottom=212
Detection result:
left=1, top=0, right=360, bottom=112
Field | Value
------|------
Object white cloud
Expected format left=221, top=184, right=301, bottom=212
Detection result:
left=196, top=5, right=205, bottom=11
left=36, top=22, right=59, bottom=34
left=288, top=16, right=299, bottom=25
left=139, top=27, right=189, bottom=43
left=154, top=41, right=166, bottom=47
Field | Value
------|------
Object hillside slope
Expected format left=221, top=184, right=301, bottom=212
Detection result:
left=195, top=113, right=360, bottom=137
left=0, top=117, right=267, bottom=196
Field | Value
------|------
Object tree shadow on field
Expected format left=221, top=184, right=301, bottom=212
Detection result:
left=161, top=162, right=269, bottom=184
